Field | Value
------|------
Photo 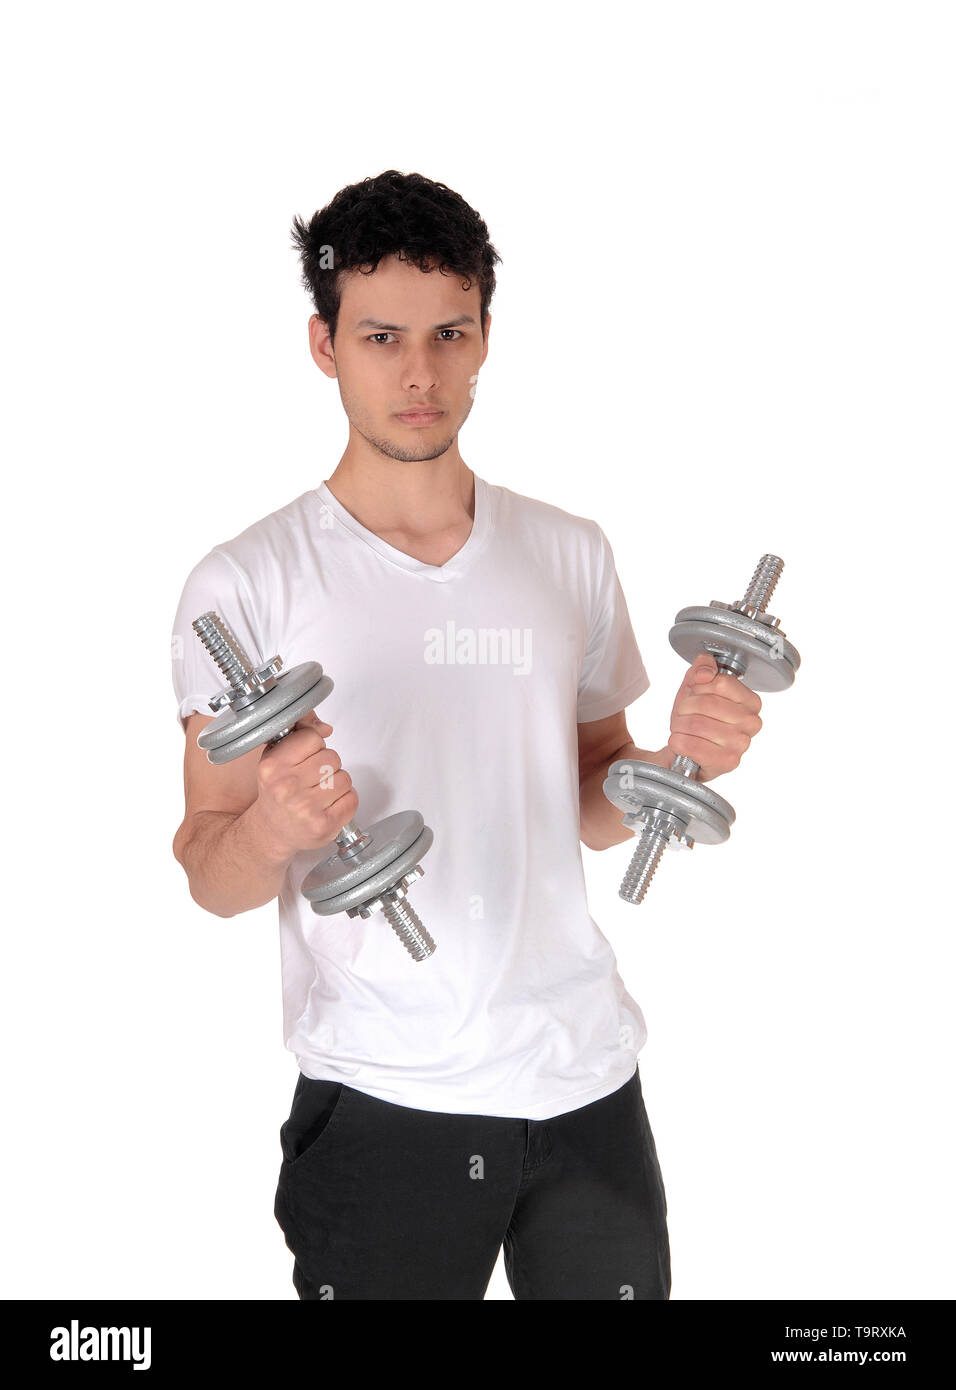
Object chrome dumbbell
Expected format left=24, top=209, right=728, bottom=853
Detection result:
left=603, top=555, right=801, bottom=905
left=191, top=611, right=436, bottom=961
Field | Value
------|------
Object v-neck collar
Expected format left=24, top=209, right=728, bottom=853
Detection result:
left=312, top=473, right=492, bottom=583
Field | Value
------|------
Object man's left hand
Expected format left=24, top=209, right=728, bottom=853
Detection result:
left=667, top=652, right=763, bottom=781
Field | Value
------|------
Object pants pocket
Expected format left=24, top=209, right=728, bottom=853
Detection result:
left=279, top=1075, right=348, bottom=1168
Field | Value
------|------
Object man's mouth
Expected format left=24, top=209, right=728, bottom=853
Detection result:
left=395, top=408, right=444, bottom=426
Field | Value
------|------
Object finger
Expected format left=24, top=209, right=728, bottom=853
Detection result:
left=304, top=751, right=349, bottom=794
left=668, top=737, right=749, bottom=774
left=673, top=693, right=763, bottom=734
left=684, top=652, right=718, bottom=689
left=690, top=652, right=718, bottom=670
left=670, top=716, right=753, bottom=757
left=295, top=710, right=333, bottom=732
left=317, top=784, right=360, bottom=833
left=261, top=722, right=330, bottom=765
left=304, top=765, right=353, bottom=804
left=680, top=675, right=762, bottom=712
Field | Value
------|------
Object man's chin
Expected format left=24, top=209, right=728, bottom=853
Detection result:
left=380, top=431, right=455, bottom=463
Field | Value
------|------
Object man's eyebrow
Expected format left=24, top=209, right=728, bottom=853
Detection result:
left=353, top=314, right=477, bottom=332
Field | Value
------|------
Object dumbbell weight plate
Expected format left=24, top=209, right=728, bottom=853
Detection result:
left=198, top=662, right=333, bottom=763
left=669, top=608, right=800, bottom=692
left=604, top=759, right=735, bottom=845
left=302, top=811, right=434, bottom=916
left=309, top=827, right=434, bottom=918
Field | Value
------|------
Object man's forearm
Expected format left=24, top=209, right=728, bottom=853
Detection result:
left=579, top=741, right=674, bottom=851
left=173, top=801, right=295, bottom=917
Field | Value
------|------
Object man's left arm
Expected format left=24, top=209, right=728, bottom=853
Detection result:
left=579, top=652, right=763, bottom=851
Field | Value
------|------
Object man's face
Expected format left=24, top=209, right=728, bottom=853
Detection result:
left=309, top=252, right=490, bottom=463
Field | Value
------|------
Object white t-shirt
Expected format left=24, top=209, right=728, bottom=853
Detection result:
left=170, top=472, right=652, bottom=1120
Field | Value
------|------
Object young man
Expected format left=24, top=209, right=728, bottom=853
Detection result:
left=171, top=169, right=762, bottom=1301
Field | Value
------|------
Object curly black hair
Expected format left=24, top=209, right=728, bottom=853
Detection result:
left=290, top=170, right=502, bottom=345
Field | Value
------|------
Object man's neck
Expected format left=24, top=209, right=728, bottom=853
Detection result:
left=324, top=456, right=476, bottom=539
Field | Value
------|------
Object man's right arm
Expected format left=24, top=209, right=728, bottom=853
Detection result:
left=172, top=711, right=357, bottom=918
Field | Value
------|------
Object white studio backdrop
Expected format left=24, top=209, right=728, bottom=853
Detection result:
left=0, top=1, right=951, bottom=1300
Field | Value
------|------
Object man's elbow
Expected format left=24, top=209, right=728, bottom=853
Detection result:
left=171, top=822, right=236, bottom=919
left=171, top=821, right=200, bottom=877
left=172, top=823, right=188, bottom=870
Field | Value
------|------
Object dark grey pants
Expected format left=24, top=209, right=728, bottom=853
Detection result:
left=274, top=1065, right=670, bottom=1300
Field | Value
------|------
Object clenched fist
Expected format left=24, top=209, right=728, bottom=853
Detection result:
left=667, top=652, right=763, bottom=781
left=253, top=711, right=359, bottom=857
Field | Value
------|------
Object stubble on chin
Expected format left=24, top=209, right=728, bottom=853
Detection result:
left=348, top=401, right=465, bottom=464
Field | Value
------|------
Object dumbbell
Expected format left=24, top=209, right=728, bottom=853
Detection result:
left=603, top=555, right=801, bottom=905
left=191, top=611, right=437, bottom=961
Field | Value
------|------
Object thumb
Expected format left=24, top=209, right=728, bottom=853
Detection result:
left=296, top=710, right=333, bottom=733
left=689, top=652, right=718, bottom=685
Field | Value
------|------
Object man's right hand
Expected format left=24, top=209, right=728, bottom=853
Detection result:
left=251, top=712, right=359, bottom=860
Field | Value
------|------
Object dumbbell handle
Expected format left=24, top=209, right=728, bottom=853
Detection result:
left=264, top=724, right=366, bottom=851
left=192, top=612, right=436, bottom=960
left=663, top=646, right=742, bottom=780
left=620, top=556, right=785, bottom=903
left=267, top=724, right=437, bottom=961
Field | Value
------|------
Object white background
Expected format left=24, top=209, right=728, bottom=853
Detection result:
left=1, top=0, right=952, bottom=1300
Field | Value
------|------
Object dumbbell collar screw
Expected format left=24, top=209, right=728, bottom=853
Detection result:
left=335, top=824, right=375, bottom=859
left=710, top=598, right=784, bottom=633
left=208, top=656, right=284, bottom=713
left=623, top=807, right=695, bottom=850
left=349, top=864, right=426, bottom=921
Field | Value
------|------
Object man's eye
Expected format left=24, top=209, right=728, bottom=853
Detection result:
left=367, top=330, right=463, bottom=344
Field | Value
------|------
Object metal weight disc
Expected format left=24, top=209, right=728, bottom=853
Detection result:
left=306, top=821, right=435, bottom=917
left=302, top=810, right=428, bottom=905
left=199, top=665, right=333, bottom=763
left=604, top=759, right=735, bottom=845
left=669, top=607, right=801, bottom=692
left=199, top=661, right=329, bottom=750
left=202, top=676, right=333, bottom=763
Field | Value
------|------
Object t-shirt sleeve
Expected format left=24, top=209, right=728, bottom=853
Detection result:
left=170, top=547, right=266, bottom=734
left=576, top=521, right=651, bottom=723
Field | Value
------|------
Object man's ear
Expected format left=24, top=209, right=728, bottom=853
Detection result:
left=308, top=315, right=337, bottom=378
